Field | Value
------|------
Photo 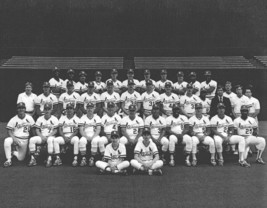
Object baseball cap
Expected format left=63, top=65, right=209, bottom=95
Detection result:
left=161, top=69, right=167, bottom=74
left=172, top=103, right=180, bottom=110
left=241, top=105, right=249, bottom=111
left=67, top=80, right=74, bottom=87
left=43, top=82, right=50, bottom=87
left=25, top=82, right=33, bottom=87
left=79, top=71, right=87, bottom=77
left=204, top=70, right=211, bottom=76
left=177, top=71, right=184, bottom=77
left=195, top=103, right=203, bottom=109
left=106, top=80, right=113, bottom=86
left=217, top=103, right=225, bottom=109
left=95, top=71, right=102, bottom=76
left=144, top=69, right=150, bottom=75
left=17, top=102, right=26, bottom=109
left=44, top=103, right=52, bottom=110
left=187, top=83, right=193, bottom=89
left=189, top=72, right=196, bottom=77
left=146, top=79, right=153, bottom=86
left=165, top=81, right=172, bottom=88
left=53, top=67, right=60, bottom=72
left=88, top=81, right=94, bottom=88
left=107, top=102, right=116, bottom=108
left=67, top=69, right=75, bottom=74
left=128, top=104, right=136, bottom=111
left=128, top=79, right=135, bottom=85
left=127, top=69, right=134, bottom=74
left=111, top=68, right=118, bottom=74
left=86, top=102, right=95, bottom=108
left=152, top=103, right=160, bottom=110
left=143, top=127, right=150, bottom=134
left=111, top=131, right=119, bottom=138
left=66, top=103, right=74, bottom=109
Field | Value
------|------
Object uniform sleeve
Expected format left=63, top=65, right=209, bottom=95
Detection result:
left=100, top=93, right=105, bottom=103
left=210, top=117, right=216, bottom=128
left=188, top=117, right=194, bottom=126
left=151, top=143, right=159, bottom=155
left=116, top=115, right=122, bottom=127
left=227, top=117, right=234, bottom=127
left=159, top=94, right=164, bottom=103
left=35, top=96, right=41, bottom=105
left=6, top=118, right=15, bottom=130
left=140, top=93, right=145, bottom=102
left=75, top=94, right=81, bottom=104
left=139, top=117, right=144, bottom=128
left=104, top=146, right=111, bottom=160
left=120, top=93, right=126, bottom=102
left=233, top=118, right=239, bottom=129
left=155, top=92, right=161, bottom=102
left=144, top=117, right=150, bottom=128
left=160, top=117, right=166, bottom=128
left=52, top=117, right=59, bottom=128
left=58, top=94, right=64, bottom=103
left=134, top=142, right=141, bottom=154
left=58, top=116, right=64, bottom=126
left=165, top=117, right=171, bottom=127
left=179, top=96, right=185, bottom=106
left=120, top=117, right=126, bottom=128
left=183, top=116, right=189, bottom=125
left=35, top=117, right=42, bottom=128
left=115, top=93, right=121, bottom=104
left=101, top=116, right=106, bottom=127
left=255, top=99, right=260, bottom=110
left=96, top=116, right=101, bottom=126
left=251, top=118, right=258, bottom=128
left=120, top=144, right=127, bottom=158
left=136, top=92, right=142, bottom=103
left=204, top=117, right=210, bottom=127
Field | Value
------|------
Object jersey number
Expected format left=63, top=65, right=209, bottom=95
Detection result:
left=245, top=128, right=253, bottom=135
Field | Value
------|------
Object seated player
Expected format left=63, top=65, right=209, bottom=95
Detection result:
left=121, top=69, right=140, bottom=93
left=234, top=105, right=265, bottom=166
left=166, top=104, right=192, bottom=167
left=49, top=67, right=64, bottom=98
left=139, top=69, right=156, bottom=93
left=3, top=102, right=35, bottom=167
left=189, top=103, right=216, bottom=166
left=199, top=90, right=211, bottom=117
left=211, top=103, right=248, bottom=167
left=95, top=131, right=130, bottom=175
left=130, top=128, right=163, bottom=176
left=144, top=103, right=169, bottom=164
left=155, top=69, right=173, bottom=94
left=75, top=71, right=88, bottom=95
left=54, top=103, right=80, bottom=167
left=79, top=102, right=101, bottom=167
left=93, top=71, right=106, bottom=94
left=120, top=104, right=144, bottom=146
left=173, top=71, right=188, bottom=97
left=28, top=103, right=59, bottom=167
left=106, top=68, right=122, bottom=94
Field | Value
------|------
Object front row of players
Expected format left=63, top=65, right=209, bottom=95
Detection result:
left=3, top=100, right=265, bottom=172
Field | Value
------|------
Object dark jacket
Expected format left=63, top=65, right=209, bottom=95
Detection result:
left=210, top=95, right=232, bottom=118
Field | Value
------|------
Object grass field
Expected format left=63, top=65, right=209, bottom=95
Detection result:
left=0, top=122, right=266, bottom=208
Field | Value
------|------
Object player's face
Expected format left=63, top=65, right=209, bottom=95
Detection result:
left=87, top=86, right=94, bottom=94
left=111, top=136, right=119, bottom=145
left=107, top=85, right=113, bottom=92
left=143, top=132, right=151, bottom=141
left=236, top=87, right=243, bottom=96
left=95, top=75, right=101, bottom=82
left=44, top=107, right=52, bottom=116
left=241, top=110, right=248, bottom=118
left=43, top=86, right=50, bottom=94
left=190, top=75, right=196, bottom=81
left=17, top=107, right=26, bottom=116
left=187, top=87, right=193, bottom=94
left=25, top=85, right=32, bottom=94
left=217, top=107, right=225, bottom=116
left=205, top=75, right=211, bottom=81
left=225, top=84, right=231, bottom=91
left=87, top=106, right=95, bottom=114
left=177, top=76, right=183, bottom=82
left=161, top=74, right=167, bottom=80
left=107, top=106, right=115, bottom=116
left=217, top=88, right=224, bottom=96
left=67, top=86, right=74, bottom=93
left=54, top=71, right=60, bottom=77
left=144, top=74, right=150, bottom=80
left=165, top=86, right=172, bottom=93
left=200, top=92, right=206, bottom=99
left=127, top=73, right=134, bottom=79
left=128, top=84, right=135, bottom=91
left=80, top=75, right=86, bottom=83
left=195, top=107, right=203, bottom=115
left=146, top=84, right=153, bottom=91
left=152, top=108, right=160, bottom=118
left=68, top=73, right=74, bottom=80
left=245, top=89, right=252, bottom=98
left=129, top=109, right=136, bottom=117
left=173, top=108, right=180, bottom=117
left=66, top=107, right=74, bottom=117
left=111, top=73, right=118, bottom=79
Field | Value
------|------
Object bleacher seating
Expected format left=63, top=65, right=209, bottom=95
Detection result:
left=0, top=56, right=124, bottom=70
left=134, top=56, right=255, bottom=70
left=254, top=56, right=267, bottom=67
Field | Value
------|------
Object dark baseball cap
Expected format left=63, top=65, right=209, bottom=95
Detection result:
left=86, top=102, right=95, bottom=108
left=146, top=79, right=153, bottom=86
left=88, top=81, right=94, bottom=88
left=111, top=131, right=119, bottom=137
left=129, top=104, right=136, bottom=111
left=67, top=81, right=74, bottom=87
left=53, top=67, right=60, bottom=72
left=143, top=127, right=150, bottom=134
left=127, top=69, right=134, bottom=74
left=204, top=70, right=211, bottom=76
left=144, top=69, right=150, bottom=75
left=79, top=71, right=87, bottom=77
left=106, top=80, right=113, bottom=86
left=111, top=68, right=118, bottom=74
left=177, top=71, right=184, bottom=77
left=152, top=103, right=160, bottom=109
left=161, top=69, right=167, bottom=74
left=107, top=102, right=116, bottom=108
left=67, top=69, right=75, bottom=74
left=25, top=82, right=33, bottom=87
left=217, top=103, right=225, bottom=109
left=66, top=103, right=74, bottom=109
left=43, top=82, right=50, bottom=87
left=165, top=81, right=172, bottom=88
left=44, top=103, right=52, bottom=110
left=95, top=71, right=102, bottom=76
left=17, top=102, right=26, bottom=109
left=128, top=79, right=135, bottom=85
left=195, top=103, right=203, bottom=109
left=189, top=72, right=196, bottom=77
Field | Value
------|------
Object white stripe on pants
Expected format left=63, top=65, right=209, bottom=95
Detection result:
left=29, top=136, right=55, bottom=154
left=54, top=136, right=79, bottom=155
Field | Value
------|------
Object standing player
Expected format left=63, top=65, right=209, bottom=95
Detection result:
left=106, top=68, right=122, bottom=94
left=144, top=103, right=169, bottom=163
left=17, top=82, right=37, bottom=117
left=211, top=103, right=248, bottom=167
left=188, top=72, right=201, bottom=97
left=54, top=103, right=80, bottom=167
left=199, top=90, right=211, bottom=117
left=200, top=70, right=217, bottom=100
left=139, top=69, right=156, bottom=93
left=120, top=80, right=141, bottom=117
left=160, top=81, right=179, bottom=118
left=155, top=69, right=173, bottom=94
left=28, top=103, right=59, bottom=167
left=62, top=69, right=76, bottom=92
left=94, top=71, right=106, bottom=94
left=173, top=71, right=188, bottom=97
left=223, top=81, right=237, bottom=103
left=49, top=67, right=64, bottom=98
left=3, top=102, right=35, bottom=167
left=234, top=105, right=265, bottom=166
left=245, top=86, right=260, bottom=123
left=189, top=103, right=216, bottom=166
left=180, top=84, right=201, bottom=118
left=130, top=128, right=163, bottom=176
left=231, top=85, right=249, bottom=119
left=166, top=104, right=192, bottom=166
left=140, top=79, right=161, bottom=119
left=121, top=69, right=140, bottom=93
left=95, top=131, right=130, bottom=175
left=79, top=102, right=101, bottom=167
left=35, top=82, right=58, bottom=118
left=75, top=71, right=88, bottom=95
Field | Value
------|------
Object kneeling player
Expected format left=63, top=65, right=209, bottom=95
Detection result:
left=54, top=103, right=80, bottom=167
left=79, top=102, right=101, bottom=167
left=4, top=102, right=35, bottom=167
left=95, top=131, right=130, bottom=174
left=28, top=103, right=59, bottom=167
left=130, top=128, right=163, bottom=175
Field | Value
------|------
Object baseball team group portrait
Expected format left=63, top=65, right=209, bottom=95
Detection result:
left=0, top=0, right=266, bottom=208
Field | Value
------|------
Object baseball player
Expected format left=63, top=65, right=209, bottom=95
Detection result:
left=140, top=79, right=161, bottom=119
left=106, top=68, right=122, bottom=94
left=155, top=69, right=173, bottom=94
left=160, top=81, right=179, bottom=118
left=75, top=71, right=88, bottom=95
left=234, top=105, right=265, bottom=166
left=139, top=69, right=156, bottom=93
left=17, top=82, right=37, bottom=117
left=79, top=102, right=101, bottom=167
left=28, top=103, right=59, bottom=167
left=179, top=83, right=201, bottom=118
left=49, top=67, right=64, bottom=98
left=166, top=104, right=192, bottom=167
left=231, top=85, right=249, bottom=118
left=58, top=81, right=81, bottom=116
left=130, top=127, right=163, bottom=176
left=199, top=90, right=211, bottom=117
left=120, top=79, right=141, bottom=117
left=210, top=103, right=248, bottom=167
left=120, top=104, right=144, bottom=146
left=244, top=86, right=260, bottom=123
left=79, top=81, right=101, bottom=116
left=35, top=82, right=58, bottom=118
left=54, top=103, right=80, bottom=167
left=144, top=103, right=169, bottom=164
left=188, top=72, right=201, bottom=97
left=62, top=69, right=76, bottom=92
left=3, top=102, right=35, bottom=167
left=200, top=70, right=217, bottom=100
left=94, top=71, right=106, bottom=94
left=95, top=131, right=130, bottom=175
left=189, top=103, right=216, bottom=166
left=223, top=81, right=237, bottom=103
left=173, top=71, right=188, bottom=97
left=99, top=102, right=122, bottom=158
left=121, top=69, right=140, bottom=93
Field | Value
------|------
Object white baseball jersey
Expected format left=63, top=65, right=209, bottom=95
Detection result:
left=80, top=92, right=101, bottom=109
left=134, top=141, right=159, bottom=161
left=199, top=98, right=211, bottom=116
left=17, top=92, right=37, bottom=112
left=58, top=115, right=80, bottom=137
left=200, top=80, right=217, bottom=99
left=104, top=143, right=126, bottom=162
left=62, top=79, right=76, bottom=91
left=223, top=92, right=236, bottom=104
left=100, top=92, right=121, bottom=108
left=234, top=116, right=257, bottom=136
left=141, top=91, right=161, bottom=114
left=79, top=114, right=101, bottom=137
left=106, top=79, right=122, bottom=92
left=6, top=115, right=35, bottom=139
left=189, top=115, right=210, bottom=134
left=121, top=91, right=141, bottom=110
left=160, top=93, right=180, bottom=116
left=101, top=113, right=122, bottom=135
left=74, top=82, right=88, bottom=94
left=247, top=97, right=260, bottom=114
left=139, top=79, right=156, bottom=89
left=35, top=93, right=58, bottom=112
left=49, top=78, right=64, bottom=97
left=173, top=81, right=188, bottom=93
left=144, top=115, right=166, bottom=139
left=59, top=92, right=81, bottom=109
left=155, top=80, right=173, bottom=91
left=93, top=81, right=106, bottom=92
left=120, top=116, right=144, bottom=140
left=166, top=115, right=189, bottom=134
left=210, top=115, right=233, bottom=137
left=231, top=95, right=250, bottom=115
left=122, top=79, right=140, bottom=88
left=35, top=115, right=59, bottom=137
left=180, top=95, right=201, bottom=115
left=191, top=81, right=201, bottom=96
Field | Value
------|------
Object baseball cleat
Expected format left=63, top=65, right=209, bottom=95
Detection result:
left=169, top=159, right=175, bottom=167
left=3, top=160, right=12, bottom=168
left=88, top=157, right=94, bottom=167
left=185, top=160, right=191, bottom=167
left=53, top=157, right=62, bottom=166
left=148, top=169, right=153, bottom=176
left=155, top=169, right=163, bottom=176
left=45, top=159, right=53, bottom=168
left=161, top=158, right=167, bottom=165
left=28, top=158, right=37, bottom=167
left=218, top=159, right=224, bottom=166
left=80, top=158, right=87, bottom=167
left=210, top=159, right=217, bottom=166
left=191, top=159, right=197, bottom=167
left=239, top=160, right=251, bottom=168
left=72, top=158, right=78, bottom=167
left=256, top=158, right=265, bottom=165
